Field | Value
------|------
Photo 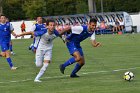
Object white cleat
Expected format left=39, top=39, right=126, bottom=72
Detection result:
left=11, top=52, right=16, bottom=55
left=11, top=67, right=18, bottom=70
left=34, top=79, right=42, bottom=83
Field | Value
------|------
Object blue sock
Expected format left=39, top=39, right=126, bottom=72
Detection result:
left=71, top=63, right=82, bottom=75
left=6, top=58, right=13, bottom=68
left=63, top=57, right=76, bottom=68
left=10, top=45, right=13, bottom=51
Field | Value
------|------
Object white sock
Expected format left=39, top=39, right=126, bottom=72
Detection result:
left=35, top=63, right=49, bottom=80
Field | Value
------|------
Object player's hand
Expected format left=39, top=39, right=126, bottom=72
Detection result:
left=16, top=34, right=21, bottom=37
left=13, top=34, right=18, bottom=38
left=94, top=42, right=101, bottom=47
left=15, top=35, right=18, bottom=38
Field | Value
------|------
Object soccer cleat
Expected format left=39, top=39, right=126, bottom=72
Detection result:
left=34, top=79, right=42, bottom=83
left=59, top=64, right=65, bottom=74
left=70, top=74, right=80, bottom=78
left=28, top=46, right=31, bottom=50
left=11, top=52, right=16, bottom=55
left=11, top=66, right=18, bottom=70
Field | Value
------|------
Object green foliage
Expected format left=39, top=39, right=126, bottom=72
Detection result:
left=76, top=0, right=88, bottom=14
left=22, top=0, right=46, bottom=19
left=2, top=0, right=25, bottom=20
left=45, top=0, right=76, bottom=16
left=1, top=0, right=140, bottom=20
left=96, top=0, right=140, bottom=13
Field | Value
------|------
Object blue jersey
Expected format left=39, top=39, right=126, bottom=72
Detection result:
left=34, top=28, right=59, bottom=37
left=66, top=26, right=95, bottom=43
left=66, top=25, right=96, bottom=56
left=34, top=23, right=46, bottom=32
left=0, top=22, right=13, bottom=44
left=31, top=23, right=46, bottom=48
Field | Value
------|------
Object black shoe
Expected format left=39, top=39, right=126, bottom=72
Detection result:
left=59, top=64, right=65, bottom=74
left=70, top=74, right=80, bottom=78
left=29, top=46, right=31, bottom=50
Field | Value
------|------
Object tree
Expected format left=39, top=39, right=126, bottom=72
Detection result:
left=45, top=0, right=77, bottom=16
left=75, top=0, right=88, bottom=14
left=2, top=0, right=26, bottom=20
left=22, top=0, right=46, bottom=19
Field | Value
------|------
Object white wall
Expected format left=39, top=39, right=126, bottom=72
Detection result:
left=11, top=20, right=34, bottom=39
left=130, top=13, right=140, bottom=32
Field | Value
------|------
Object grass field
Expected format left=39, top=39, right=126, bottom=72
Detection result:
left=0, top=33, right=140, bottom=93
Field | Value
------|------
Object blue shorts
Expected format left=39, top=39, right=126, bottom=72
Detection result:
left=1, top=42, right=10, bottom=52
left=66, top=41, right=83, bottom=56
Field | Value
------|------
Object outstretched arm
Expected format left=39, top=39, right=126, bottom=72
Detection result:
left=91, top=40, right=101, bottom=47
left=17, top=28, right=47, bottom=37
left=59, top=26, right=71, bottom=35
left=11, top=31, right=17, bottom=37
left=17, top=31, right=34, bottom=37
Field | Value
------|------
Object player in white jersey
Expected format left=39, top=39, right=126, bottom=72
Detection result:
left=17, top=19, right=70, bottom=82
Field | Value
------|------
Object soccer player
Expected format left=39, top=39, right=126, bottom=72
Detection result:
left=17, top=19, right=69, bottom=82
left=30, top=17, right=46, bottom=53
left=59, top=18, right=101, bottom=78
left=0, top=15, right=17, bottom=70
left=6, top=18, right=16, bottom=55
left=26, top=16, right=46, bottom=53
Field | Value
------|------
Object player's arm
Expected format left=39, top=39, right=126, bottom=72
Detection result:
left=91, top=40, right=101, bottom=47
left=34, top=28, right=47, bottom=37
left=11, top=31, right=17, bottom=37
left=17, top=24, right=36, bottom=37
left=17, top=31, right=34, bottom=37
left=59, top=26, right=71, bottom=35
left=90, top=32, right=101, bottom=47
left=10, top=23, right=17, bottom=37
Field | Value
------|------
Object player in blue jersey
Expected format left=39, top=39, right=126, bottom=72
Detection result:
left=0, top=15, right=17, bottom=70
left=59, top=18, right=101, bottom=77
left=28, top=16, right=46, bottom=53
left=6, top=18, right=16, bottom=55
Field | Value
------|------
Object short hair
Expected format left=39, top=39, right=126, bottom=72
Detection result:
left=46, top=19, right=55, bottom=26
left=89, top=18, right=97, bottom=23
left=0, top=14, right=6, bottom=17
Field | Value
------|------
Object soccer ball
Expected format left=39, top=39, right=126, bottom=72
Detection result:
left=124, top=71, right=134, bottom=81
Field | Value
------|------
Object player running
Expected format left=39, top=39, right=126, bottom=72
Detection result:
left=17, top=19, right=69, bottom=82
left=59, top=18, right=101, bottom=78
left=0, top=15, right=17, bottom=70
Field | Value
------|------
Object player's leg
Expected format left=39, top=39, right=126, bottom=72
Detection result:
left=1, top=43, right=17, bottom=70
left=70, top=48, right=85, bottom=77
left=35, top=49, right=43, bottom=67
left=9, top=41, right=15, bottom=55
left=34, top=49, right=52, bottom=82
left=60, top=42, right=78, bottom=74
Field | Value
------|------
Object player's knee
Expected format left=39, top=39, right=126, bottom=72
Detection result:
left=81, top=62, right=85, bottom=66
left=75, top=56, right=82, bottom=62
left=36, top=62, right=42, bottom=67
left=1, top=53, right=6, bottom=57
left=78, top=61, right=85, bottom=66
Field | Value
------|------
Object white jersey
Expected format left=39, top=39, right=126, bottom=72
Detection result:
left=37, top=31, right=58, bottom=50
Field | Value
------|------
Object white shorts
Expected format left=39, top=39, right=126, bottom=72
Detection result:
left=35, top=49, right=52, bottom=67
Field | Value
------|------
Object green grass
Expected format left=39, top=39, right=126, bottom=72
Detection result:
left=0, top=33, right=140, bottom=93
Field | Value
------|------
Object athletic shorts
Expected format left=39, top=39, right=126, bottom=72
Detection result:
left=66, top=41, right=83, bottom=56
left=0, top=42, right=9, bottom=52
left=35, top=49, right=52, bottom=66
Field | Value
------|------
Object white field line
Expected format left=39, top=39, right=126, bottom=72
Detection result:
left=0, top=66, right=139, bottom=84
